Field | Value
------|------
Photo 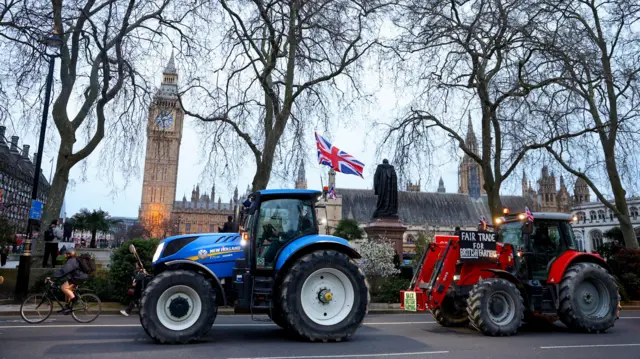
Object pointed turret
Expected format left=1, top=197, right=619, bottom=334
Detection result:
left=233, top=186, right=238, bottom=202
left=465, top=112, right=478, bottom=154
left=164, top=50, right=177, bottom=75
left=295, top=158, right=307, bottom=189
left=211, top=183, right=215, bottom=202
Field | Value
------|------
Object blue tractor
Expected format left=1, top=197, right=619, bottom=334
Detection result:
left=138, top=189, right=370, bottom=344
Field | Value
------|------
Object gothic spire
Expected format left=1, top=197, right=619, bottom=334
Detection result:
left=164, top=50, right=177, bottom=75
left=465, top=112, right=478, bottom=154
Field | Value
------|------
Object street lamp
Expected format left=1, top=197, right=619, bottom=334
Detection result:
left=14, top=32, right=61, bottom=300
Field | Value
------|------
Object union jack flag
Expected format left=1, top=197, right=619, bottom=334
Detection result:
left=328, top=186, right=337, bottom=200
left=525, top=207, right=534, bottom=222
left=315, top=132, right=364, bottom=178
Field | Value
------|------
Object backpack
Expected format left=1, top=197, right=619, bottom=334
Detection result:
left=43, top=227, right=54, bottom=242
left=77, top=254, right=96, bottom=275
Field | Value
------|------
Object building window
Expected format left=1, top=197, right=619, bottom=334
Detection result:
left=210, top=224, right=215, bottom=232
left=589, top=211, right=597, bottom=221
left=597, top=210, right=605, bottom=221
left=590, top=230, right=603, bottom=252
left=630, top=207, right=639, bottom=220
left=198, top=224, right=203, bottom=233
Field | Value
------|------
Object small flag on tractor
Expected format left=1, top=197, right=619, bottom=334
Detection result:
left=315, top=132, right=364, bottom=178
left=525, top=207, right=534, bottom=222
left=479, top=216, right=488, bottom=231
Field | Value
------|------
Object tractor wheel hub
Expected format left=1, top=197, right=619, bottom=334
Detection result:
left=168, top=296, right=190, bottom=318
left=583, top=291, right=593, bottom=304
left=318, top=288, right=333, bottom=304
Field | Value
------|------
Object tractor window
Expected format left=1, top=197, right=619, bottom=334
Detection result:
left=255, top=198, right=316, bottom=269
left=497, top=221, right=523, bottom=247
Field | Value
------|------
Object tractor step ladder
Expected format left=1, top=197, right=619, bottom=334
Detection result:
left=250, top=276, right=274, bottom=322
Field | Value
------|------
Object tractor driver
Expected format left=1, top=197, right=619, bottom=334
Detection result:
left=260, top=202, right=314, bottom=267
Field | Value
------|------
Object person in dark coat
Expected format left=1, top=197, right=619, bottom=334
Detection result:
left=221, top=216, right=238, bottom=233
left=45, top=250, right=88, bottom=314
left=120, top=262, right=150, bottom=316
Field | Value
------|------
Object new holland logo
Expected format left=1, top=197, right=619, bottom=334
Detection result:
left=198, top=249, right=208, bottom=259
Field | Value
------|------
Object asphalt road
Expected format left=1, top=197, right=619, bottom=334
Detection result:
left=1, top=311, right=639, bottom=359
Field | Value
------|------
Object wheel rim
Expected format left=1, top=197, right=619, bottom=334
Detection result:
left=576, top=278, right=610, bottom=318
left=300, top=268, right=355, bottom=326
left=156, top=285, right=202, bottom=331
left=72, top=293, right=101, bottom=323
left=21, top=295, right=52, bottom=323
left=487, top=291, right=516, bottom=326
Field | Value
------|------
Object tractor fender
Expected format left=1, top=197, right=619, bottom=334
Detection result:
left=162, top=259, right=228, bottom=306
left=274, top=234, right=361, bottom=271
left=546, top=251, right=611, bottom=285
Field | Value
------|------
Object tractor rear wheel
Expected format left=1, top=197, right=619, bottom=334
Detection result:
left=558, top=262, right=620, bottom=333
left=279, top=250, right=369, bottom=342
left=466, top=278, right=524, bottom=336
left=139, top=270, right=218, bottom=344
left=431, top=294, right=469, bottom=327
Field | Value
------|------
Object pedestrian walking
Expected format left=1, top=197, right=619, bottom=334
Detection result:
left=0, top=244, right=7, bottom=267
left=220, top=215, right=239, bottom=233
left=120, top=262, right=150, bottom=316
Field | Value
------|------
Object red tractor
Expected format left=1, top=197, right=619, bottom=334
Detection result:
left=400, top=209, right=621, bottom=336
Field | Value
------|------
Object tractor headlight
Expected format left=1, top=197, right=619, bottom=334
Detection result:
left=152, top=242, right=165, bottom=263
left=453, top=275, right=460, bottom=281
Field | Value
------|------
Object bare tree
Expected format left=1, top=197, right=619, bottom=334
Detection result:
left=0, top=0, right=201, bottom=256
left=379, top=0, right=599, bottom=218
left=179, top=0, right=390, bottom=191
left=530, top=0, right=640, bottom=249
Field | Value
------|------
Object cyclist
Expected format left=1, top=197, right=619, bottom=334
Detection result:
left=45, top=249, right=88, bottom=314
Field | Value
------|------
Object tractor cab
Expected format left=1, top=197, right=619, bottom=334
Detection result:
left=238, top=189, right=323, bottom=272
left=494, top=209, right=579, bottom=282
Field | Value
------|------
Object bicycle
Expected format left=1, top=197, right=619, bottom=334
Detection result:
left=20, top=279, right=102, bottom=324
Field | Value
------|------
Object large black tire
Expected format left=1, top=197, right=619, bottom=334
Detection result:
left=139, top=270, right=218, bottom=344
left=279, top=250, right=369, bottom=342
left=466, top=278, right=524, bottom=336
left=557, top=262, right=620, bottom=333
left=431, top=294, right=469, bottom=327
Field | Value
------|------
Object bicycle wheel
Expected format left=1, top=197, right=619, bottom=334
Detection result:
left=20, top=294, right=53, bottom=324
left=71, top=293, right=102, bottom=323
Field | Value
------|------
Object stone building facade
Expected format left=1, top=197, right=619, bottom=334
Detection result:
left=0, top=126, right=50, bottom=233
left=138, top=54, right=238, bottom=238
left=570, top=198, right=640, bottom=253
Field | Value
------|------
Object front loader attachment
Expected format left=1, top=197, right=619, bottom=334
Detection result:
left=401, top=236, right=460, bottom=311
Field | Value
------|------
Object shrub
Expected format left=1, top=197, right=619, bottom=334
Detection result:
left=614, top=249, right=640, bottom=300
left=358, top=238, right=400, bottom=296
left=373, top=275, right=411, bottom=303
left=108, top=238, right=159, bottom=303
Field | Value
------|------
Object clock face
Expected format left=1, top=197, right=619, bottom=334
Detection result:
left=155, top=110, right=174, bottom=130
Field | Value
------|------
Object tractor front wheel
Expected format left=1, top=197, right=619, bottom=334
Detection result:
left=139, top=270, right=218, bottom=344
left=466, top=278, right=524, bottom=336
left=558, top=262, right=620, bottom=333
left=279, top=250, right=369, bottom=342
left=431, top=294, right=469, bottom=327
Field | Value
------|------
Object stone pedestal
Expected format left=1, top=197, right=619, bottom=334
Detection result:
left=364, top=217, right=407, bottom=258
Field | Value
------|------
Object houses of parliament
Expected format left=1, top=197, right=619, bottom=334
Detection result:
left=138, top=54, right=244, bottom=238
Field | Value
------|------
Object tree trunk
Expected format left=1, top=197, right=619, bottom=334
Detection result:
left=604, top=150, right=639, bottom=249
left=90, top=229, right=97, bottom=248
left=32, top=158, right=71, bottom=265
left=251, top=154, right=275, bottom=191
left=484, top=179, right=503, bottom=221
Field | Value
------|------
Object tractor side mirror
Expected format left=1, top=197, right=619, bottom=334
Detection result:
left=522, top=221, right=533, bottom=235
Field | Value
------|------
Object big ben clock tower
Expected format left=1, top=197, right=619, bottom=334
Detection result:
left=139, top=52, right=184, bottom=238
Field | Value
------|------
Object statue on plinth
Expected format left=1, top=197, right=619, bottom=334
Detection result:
left=372, top=159, right=398, bottom=219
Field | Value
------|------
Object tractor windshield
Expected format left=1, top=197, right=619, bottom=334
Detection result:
left=255, top=198, right=316, bottom=269
left=498, top=221, right=523, bottom=247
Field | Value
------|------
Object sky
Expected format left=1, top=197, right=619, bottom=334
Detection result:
left=4, top=52, right=468, bottom=220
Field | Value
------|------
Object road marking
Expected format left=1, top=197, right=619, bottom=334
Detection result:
left=227, top=351, right=449, bottom=359
left=0, top=321, right=437, bottom=329
left=541, top=344, right=640, bottom=349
